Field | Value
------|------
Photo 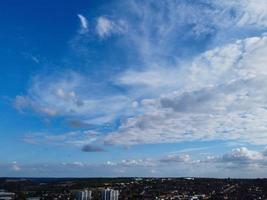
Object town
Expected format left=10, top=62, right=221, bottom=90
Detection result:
left=0, top=177, right=266, bottom=200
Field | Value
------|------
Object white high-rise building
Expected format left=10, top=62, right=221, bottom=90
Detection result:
left=75, top=189, right=92, bottom=200
left=0, top=190, right=15, bottom=200
left=101, top=188, right=119, bottom=200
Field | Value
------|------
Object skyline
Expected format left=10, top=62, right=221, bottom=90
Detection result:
left=1, top=0, right=267, bottom=177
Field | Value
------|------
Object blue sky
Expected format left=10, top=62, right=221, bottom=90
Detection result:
left=1, top=0, right=267, bottom=177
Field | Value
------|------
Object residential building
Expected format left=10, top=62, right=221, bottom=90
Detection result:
left=101, top=188, right=119, bottom=200
left=75, top=189, right=92, bottom=200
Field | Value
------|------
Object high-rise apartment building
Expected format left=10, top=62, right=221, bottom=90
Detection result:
left=101, top=188, right=119, bottom=200
left=75, top=189, right=92, bottom=200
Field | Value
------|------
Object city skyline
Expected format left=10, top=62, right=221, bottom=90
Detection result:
left=1, top=0, right=267, bottom=177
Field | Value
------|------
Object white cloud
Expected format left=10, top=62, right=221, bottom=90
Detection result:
left=117, top=67, right=181, bottom=90
left=14, top=0, right=267, bottom=150
left=105, top=159, right=155, bottom=168
left=120, top=1, right=220, bottom=63
left=14, top=95, right=30, bottom=111
left=96, top=16, right=112, bottom=37
left=222, top=147, right=263, bottom=163
left=262, top=147, right=267, bottom=157
left=11, top=161, right=21, bottom=172
left=14, top=72, right=84, bottom=116
left=72, top=161, right=84, bottom=167
left=18, top=34, right=267, bottom=147
left=112, top=0, right=267, bottom=66
left=160, top=154, right=191, bottom=163
left=200, top=146, right=267, bottom=170
left=14, top=71, right=132, bottom=124
left=96, top=16, right=127, bottom=38
left=104, top=34, right=267, bottom=145
left=2, top=147, right=267, bottom=177
left=216, top=0, right=267, bottom=27
left=77, top=14, right=88, bottom=33
left=23, top=130, right=98, bottom=147
left=162, top=147, right=267, bottom=174
left=159, top=146, right=267, bottom=169
left=118, top=159, right=155, bottom=168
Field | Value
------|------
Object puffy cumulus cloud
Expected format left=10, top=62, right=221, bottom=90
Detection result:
left=96, top=16, right=127, bottom=38
left=11, top=161, right=21, bottom=172
left=1, top=147, right=267, bottom=177
left=0, top=161, right=21, bottom=173
left=222, top=147, right=263, bottom=163
left=215, top=147, right=267, bottom=170
left=154, top=147, right=267, bottom=176
left=105, top=34, right=267, bottom=145
left=159, top=147, right=267, bottom=169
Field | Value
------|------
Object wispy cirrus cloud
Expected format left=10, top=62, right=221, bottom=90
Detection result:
left=95, top=16, right=127, bottom=38
left=14, top=71, right=133, bottom=125
left=14, top=0, right=267, bottom=149
left=77, top=14, right=88, bottom=33
left=23, top=130, right=99, bottom=147
left=215, top=0, right=267, bottom=28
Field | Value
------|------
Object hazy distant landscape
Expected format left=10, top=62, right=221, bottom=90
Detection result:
left=1, top=177, right=267, bottom=199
